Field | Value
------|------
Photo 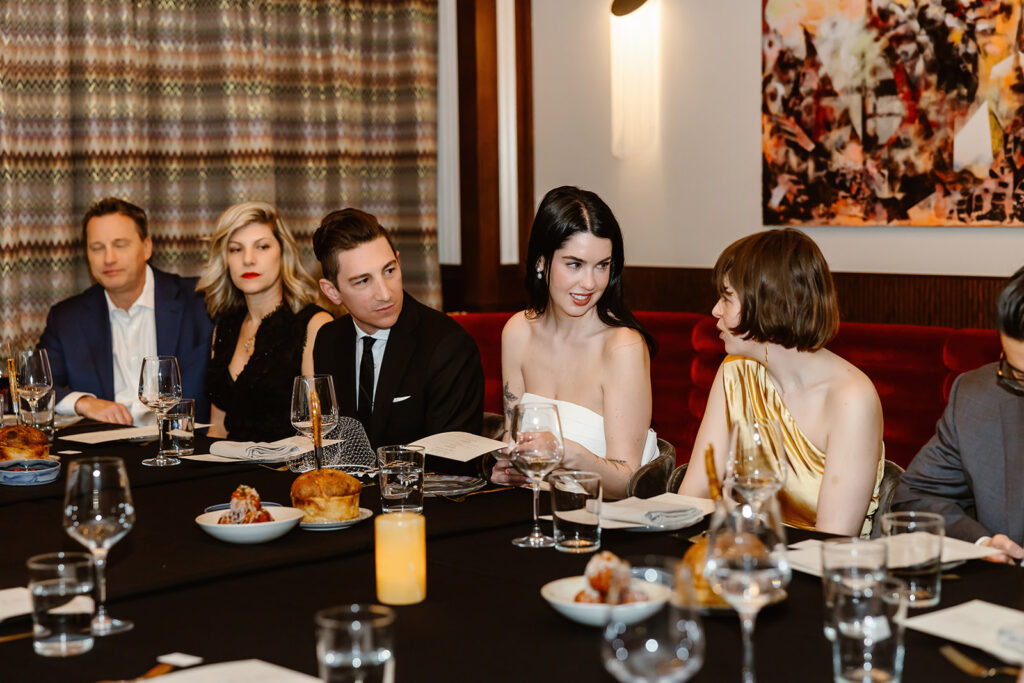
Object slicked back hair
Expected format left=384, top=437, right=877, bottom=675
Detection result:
left=313, top=208, right=396, bottom=285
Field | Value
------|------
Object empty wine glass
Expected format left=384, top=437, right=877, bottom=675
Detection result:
left=63, top=457, right=136, bottom=636
left=510, top=402, right=564, bottom=548
left=16, top=348, right=52, bottom=414
left=137, top=356, right=182, bottom=466
left=726, top=419, right=787, bottom=504
left=602, top=556, right=705, bottom=682
left=291, top=375, right=339, bottom=469
left=703, top=497, right=791, bottom=683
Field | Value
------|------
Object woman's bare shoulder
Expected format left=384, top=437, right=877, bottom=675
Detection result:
left=601, top=325, right=647, bottom=355
left=825, top=354, right=881, bottom=414
left=501, top=310, right=532, bottom=341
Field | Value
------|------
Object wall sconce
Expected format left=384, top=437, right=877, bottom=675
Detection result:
left=610, top=0, right=661, bottom=159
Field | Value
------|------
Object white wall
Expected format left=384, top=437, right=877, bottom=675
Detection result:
left=532, top=0, right=1024, bottom=277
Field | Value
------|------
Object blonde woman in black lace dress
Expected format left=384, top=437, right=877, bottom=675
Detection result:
left=197, top=202, right=332, bottom=441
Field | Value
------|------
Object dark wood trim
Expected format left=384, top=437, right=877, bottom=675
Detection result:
left=621, top=266, right=1006, bottom=328
left=444, top=0, right=532, bottom=312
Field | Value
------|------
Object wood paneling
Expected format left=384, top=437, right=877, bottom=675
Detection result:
left=621, top=266, right=1006, bottom=329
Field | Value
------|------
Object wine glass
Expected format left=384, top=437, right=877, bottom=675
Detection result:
left=63, top=456, right=136, bottom=636
left=291, top=375, right=339, bottom=469
left=703, top=497, right=791, bottom=683
left=137, top=356, right=182, bottom=466
left=726, top=418, right=787, bottom=504
left=603, top=557, right=705, bottom=682
left=16, top=348, right=52, bottom=417
left=510, top=402, right=564, bottom=548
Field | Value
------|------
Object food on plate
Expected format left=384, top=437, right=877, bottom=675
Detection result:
left=681, top=536, right=728, bottom=608
left=0, top=425, right=50, bottom=461
left=290, top=468, right=362, bottom=523
left=574, top=551, right=648, bottom=605
left=218, top=484, right=273, bottom=524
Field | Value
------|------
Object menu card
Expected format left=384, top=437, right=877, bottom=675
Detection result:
left=159, top=659, right=318, bottom=681
left=904, top=600, right=1024, bottom=664
left=0, top=587, right=31, bottom=622
left=786, top=536, right=999, bottom=577
left=408, top=431, right=506, bottom=463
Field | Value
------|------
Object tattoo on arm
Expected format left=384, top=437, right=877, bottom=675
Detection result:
left=502, top=381, right=520, bottom=428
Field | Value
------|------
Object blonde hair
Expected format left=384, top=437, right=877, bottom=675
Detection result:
left=197, top=201, right=320, bottom=318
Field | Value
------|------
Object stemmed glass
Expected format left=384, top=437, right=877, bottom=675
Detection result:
left=510, top=402, right=564, bottom=548
left=603, top=557, right=705, bottom=682
left=703, top=497, right=791, bottom=683
left=16, top=348, right=52, bottom=423
left=291, top=375, right=339, bottom=469
left=63, top=456, right=136, bottom=636
left=137, top=356, right=182, bottom=467
left=726, top=418, right=788, bottom=504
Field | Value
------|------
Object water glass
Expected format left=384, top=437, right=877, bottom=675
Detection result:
left=315, top=604, right=395, bottom=683
left=550, top=470, right=602, bottom=554
left=832, top=576, right=908, bottom=683
left=603, top=557, right=705, bottom=682
left=27, top=552, right=95, bottom=657
left=821, top=538, right=888, bottom=641
left=166, top=398, right=195, bottom=456
left=377, top=445, right=425, bottom=514
left=19, top=388, right=55, bottom=442
left=881, top=511, right=943, bottom=608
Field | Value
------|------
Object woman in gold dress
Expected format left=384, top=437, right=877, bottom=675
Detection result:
left=679, top=229, right=883, bottom=536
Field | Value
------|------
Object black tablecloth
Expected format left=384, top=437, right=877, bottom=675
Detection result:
left=2, top=432, right=1021, bottom=682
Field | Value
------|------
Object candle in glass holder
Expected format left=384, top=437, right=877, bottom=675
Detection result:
left=374, top=512, right=426, bottom=605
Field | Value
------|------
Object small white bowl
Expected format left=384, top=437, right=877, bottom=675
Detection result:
left=195, top=506, right=304, bottom=544
left=540, top=575, right=671, bottom=627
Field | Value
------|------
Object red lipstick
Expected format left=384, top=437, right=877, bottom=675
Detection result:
left=241, top=272, right=259, bottom=279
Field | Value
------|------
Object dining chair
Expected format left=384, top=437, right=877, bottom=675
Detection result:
left=625, top=439, right=677, bottom=499
left=666, top=462, right=688, bottom=493
left=869, top=459, right=906, bottom=538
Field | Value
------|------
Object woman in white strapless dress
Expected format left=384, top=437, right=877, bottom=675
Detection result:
left=491, top=186, right=659, bottom=499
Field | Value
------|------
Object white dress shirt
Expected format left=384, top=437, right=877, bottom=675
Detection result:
left=354, top=321, right=390, bottom=412
left=56, top=266, right=158, bottom=425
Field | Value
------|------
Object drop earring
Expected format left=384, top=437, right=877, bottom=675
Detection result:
left=536, top=269, right=543, bottom=279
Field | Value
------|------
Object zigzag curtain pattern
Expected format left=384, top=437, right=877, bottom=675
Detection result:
left=0, top=0, right=440, bottom=348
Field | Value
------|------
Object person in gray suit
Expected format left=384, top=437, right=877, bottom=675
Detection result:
left=893, top=267, right=1024, bottom=564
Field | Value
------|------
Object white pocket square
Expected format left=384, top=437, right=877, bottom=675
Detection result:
left=393, top=395, right=412, bottom=403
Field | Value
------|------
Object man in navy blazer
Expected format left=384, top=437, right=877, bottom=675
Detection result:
left=312, top=208, right=483, bottom=452
left=38, top=198, right=213, bottom=424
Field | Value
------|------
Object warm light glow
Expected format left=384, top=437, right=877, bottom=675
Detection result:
left=610, top=0, right=661, bottom=158
left=374, top=512, right=426, bottom=605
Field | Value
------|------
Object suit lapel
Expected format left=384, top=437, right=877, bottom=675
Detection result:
left=1000, top=393, right=1024, bottom=542
left=84, top=286, right=115, bottom=399
left=336, top=322, right=358, bottom=416
left=153, top=269, right=184, bottom=357
left=372, top=295, right=419, bottom=446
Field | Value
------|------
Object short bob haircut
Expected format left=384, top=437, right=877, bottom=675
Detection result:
left=525, top=186, right=655, bottom=353
left=997, top=265, right=1024, bottom=340
left=713, top=228, right=839, bottom=352
left=81, top=197, right=148, bottom=240
left=312, top=208, right=396, bottom=285
left=196, top=201, right=320, bottom=318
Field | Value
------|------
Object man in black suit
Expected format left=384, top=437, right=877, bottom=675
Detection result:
left=38, top=198, right=213, bottom=424
left=312, top=208, right=484, bottom=451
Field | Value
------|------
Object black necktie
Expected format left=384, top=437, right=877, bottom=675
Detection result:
left=357, top=337, right=375, bottom=427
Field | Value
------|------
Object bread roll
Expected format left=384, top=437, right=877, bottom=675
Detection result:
left=290, top=469, right=361, bottom=522
left=0, top=425, right=50, bottom=461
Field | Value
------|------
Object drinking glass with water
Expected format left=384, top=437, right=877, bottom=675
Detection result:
left=27, top=552, right=95, bottom=657
left=820, top=538, right=888, bottom=641
left=315, top=603, right=395, bottom=683
left=376, top=445, right=425, bottom=514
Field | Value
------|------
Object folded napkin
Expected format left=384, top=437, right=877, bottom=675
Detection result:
left=209, top=436, right=316, bottom=463
left=601, top=496, right=705, bottom=528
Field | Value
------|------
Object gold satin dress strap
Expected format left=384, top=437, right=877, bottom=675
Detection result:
left=720, top=356, right=882, bottom=538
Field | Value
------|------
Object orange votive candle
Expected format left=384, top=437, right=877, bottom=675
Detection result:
left=374, top=512, right=426, bottom=605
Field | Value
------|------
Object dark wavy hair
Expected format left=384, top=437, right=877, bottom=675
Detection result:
left=524, top=186, right=655, bottom=354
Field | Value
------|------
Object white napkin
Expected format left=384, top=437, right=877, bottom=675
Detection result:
left=209, top=436, right=318, bottom=463
left=786, top=535, right=999, bottom=577
left=601, top=493, right=710, bottom=528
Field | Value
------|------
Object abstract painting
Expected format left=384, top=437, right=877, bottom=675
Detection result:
left=762, top=0, right=1024, bottom=226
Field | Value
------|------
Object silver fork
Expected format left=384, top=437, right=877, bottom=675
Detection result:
left=940, top=645, right=1021, bottom=678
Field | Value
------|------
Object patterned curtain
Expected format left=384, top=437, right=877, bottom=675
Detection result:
left=0, top=0, right=439, bottom=349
